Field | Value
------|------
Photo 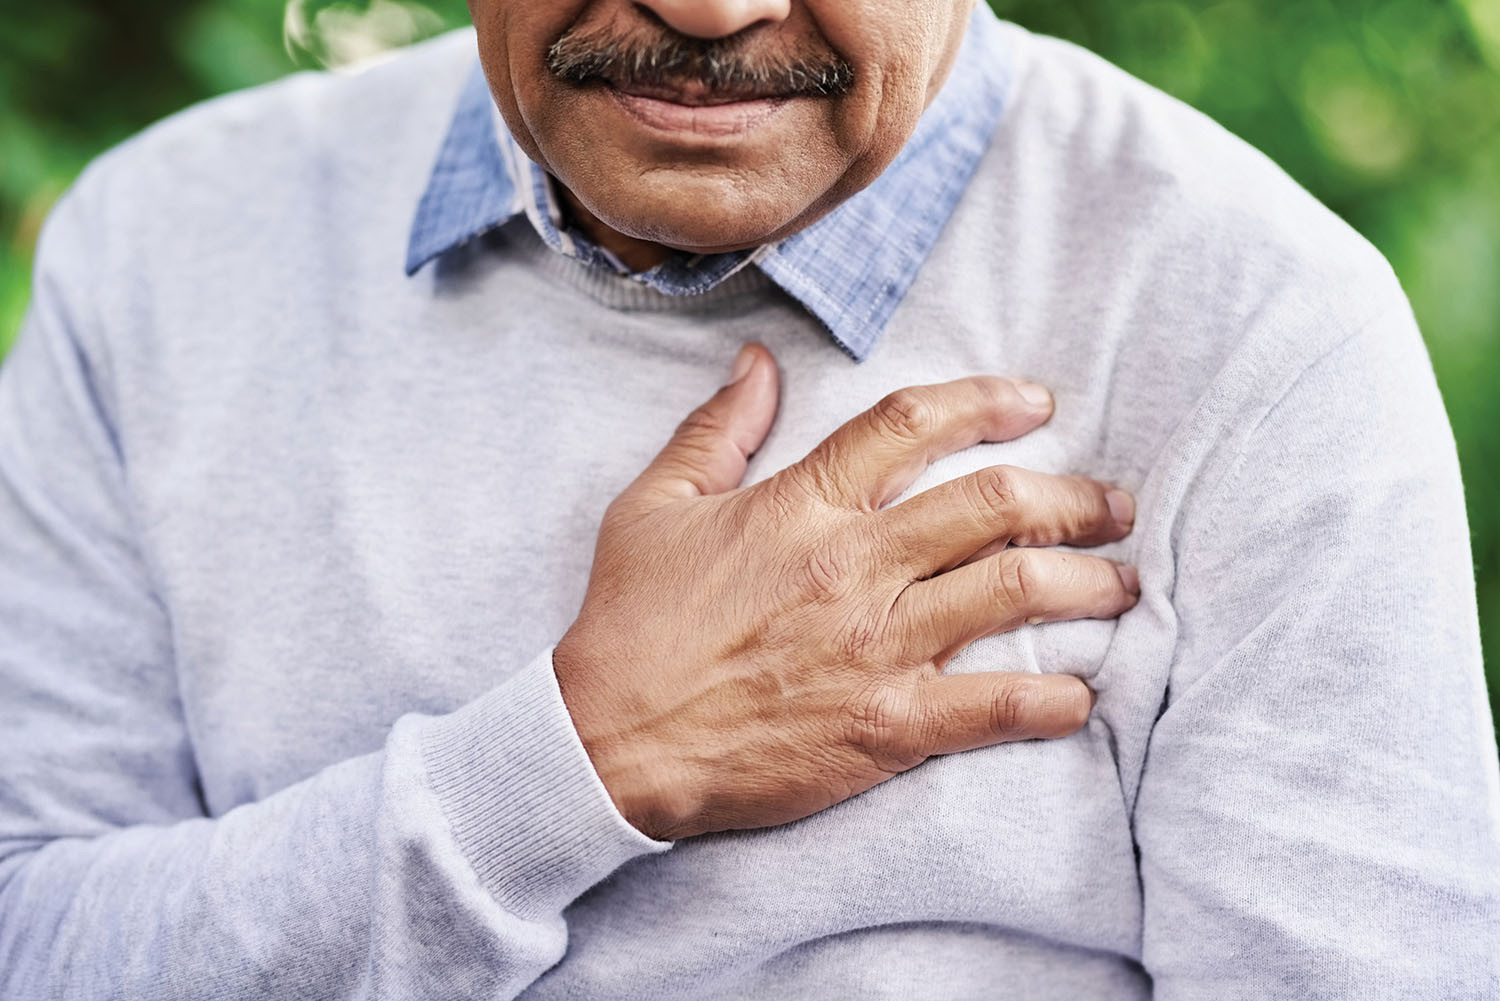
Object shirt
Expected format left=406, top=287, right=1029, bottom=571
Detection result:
left=2, top=6, right=1498, bottom=999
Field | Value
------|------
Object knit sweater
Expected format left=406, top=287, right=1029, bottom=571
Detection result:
left=1, top=16, right=1497, bottom=1001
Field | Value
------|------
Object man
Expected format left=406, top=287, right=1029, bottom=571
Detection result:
left=1, top=0, right=1496, bottom=997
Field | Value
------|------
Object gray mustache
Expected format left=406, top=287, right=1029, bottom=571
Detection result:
left=546, top=25, right=855, bottom=98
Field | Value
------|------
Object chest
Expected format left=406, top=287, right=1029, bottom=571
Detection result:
left=131, top=271, right=1177, bottom=975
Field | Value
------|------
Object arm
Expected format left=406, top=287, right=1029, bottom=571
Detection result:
left=0, top=188, right=668, bottom=1000
left=1135, top=298, right=1500, bottom=997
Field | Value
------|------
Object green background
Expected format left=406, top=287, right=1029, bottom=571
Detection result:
left=2, top=0, right=1497, bottom=731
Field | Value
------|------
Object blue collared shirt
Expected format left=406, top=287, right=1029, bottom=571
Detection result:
left=406, top=6, right=1012, bottom=361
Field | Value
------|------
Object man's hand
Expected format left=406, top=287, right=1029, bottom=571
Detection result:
left=554, top=344, right=1138, bottom=841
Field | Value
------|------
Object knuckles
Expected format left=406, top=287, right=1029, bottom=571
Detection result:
left=799, top=545, right=853, bottom=600
left=989, top=676, right=1092, bottom=740
left=994, top=548, right=1043, bottom=612
left=674, top=405, right=732, bottom=443
left=760, top=466, right=826, bottom=521
left=870, top=387, right=939, bottom=444
left=989, top=679, right=1035, bottom=737
left=970, top=464, right=1021, bottom=520
left=842, top=683, right=926, bottom=768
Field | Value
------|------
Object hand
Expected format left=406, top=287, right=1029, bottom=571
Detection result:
left=553, top=344, right=1138, bottom=841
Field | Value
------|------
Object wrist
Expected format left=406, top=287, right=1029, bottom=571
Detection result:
left=417, top=648, right=670, bottom=911
left=553, top=632, right=697, bottom=841
left=582, top=736, right=698, bottom=841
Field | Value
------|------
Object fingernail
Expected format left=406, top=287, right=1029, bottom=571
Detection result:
left=1115, top=563, right=1140, bottom=595
left=729, top=345, right=755, bottom=384
left=1087, top=685, right=1098, bottom=710
left=1106, top=489, right=1135, bottom=528
left=1016, top=381, right=1052, bottom=409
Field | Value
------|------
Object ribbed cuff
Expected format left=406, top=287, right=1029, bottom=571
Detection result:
left=419, top=648, right=670, bottom=918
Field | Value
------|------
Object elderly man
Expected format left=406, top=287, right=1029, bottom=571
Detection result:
left=1, top=0, right=1497, bottom=997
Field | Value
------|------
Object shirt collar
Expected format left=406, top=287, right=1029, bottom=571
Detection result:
left=406, top=6, right=1012, bottom=361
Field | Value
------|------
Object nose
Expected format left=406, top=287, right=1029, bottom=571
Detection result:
left=633, top=0, right=791, bottom=38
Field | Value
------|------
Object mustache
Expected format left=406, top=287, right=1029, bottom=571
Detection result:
left=545, top=21, right=855, bottom=98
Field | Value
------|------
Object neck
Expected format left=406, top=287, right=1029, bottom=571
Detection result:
left=557, top=185, right=675, bottom=272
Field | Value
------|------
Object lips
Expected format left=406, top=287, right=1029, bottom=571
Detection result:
left=601, top=78, right=792, bottom=138
left=607, top=77, right=778, bottom=107
left=607, top=88, right=788, bottom=138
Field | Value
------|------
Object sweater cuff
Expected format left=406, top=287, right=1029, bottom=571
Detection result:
left=419, top=647, right=671, bottom=918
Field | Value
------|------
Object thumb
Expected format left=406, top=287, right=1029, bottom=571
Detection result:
left=624, top=343, right=780, bottom=509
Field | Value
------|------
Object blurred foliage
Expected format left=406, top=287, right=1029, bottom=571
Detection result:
left=1, top=0, right=1497, bottom=730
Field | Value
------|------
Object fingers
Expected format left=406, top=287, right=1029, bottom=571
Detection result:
left=890, top=548, right=1139, bottom=664
left=618, top=343, right=780, bottom=513
left=913, top=671, right=1094, bottom=755
left=784, top=376, right=1054, bottom=511
left=881, top=464, right=1134, bottom=575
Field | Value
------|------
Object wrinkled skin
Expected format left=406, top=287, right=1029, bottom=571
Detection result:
left=467, top=0, right=978, bottom=263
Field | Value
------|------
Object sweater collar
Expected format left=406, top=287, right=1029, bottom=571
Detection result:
left=406, top=7, right=1012, bottom=361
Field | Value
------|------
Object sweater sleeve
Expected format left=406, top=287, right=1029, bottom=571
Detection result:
left=0, top=188, right=667, bottom=999
left=1133, top=298, right=1500, bottom=997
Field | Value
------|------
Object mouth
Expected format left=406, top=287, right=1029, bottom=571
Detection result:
left=609, top=90, right=787, bottom=139
left=602, top=78, right=793, bottom=138
left=545, top=18, right=854, bottom=143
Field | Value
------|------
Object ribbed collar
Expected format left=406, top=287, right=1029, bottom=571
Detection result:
left=406, top=6, right=1012, bottom=361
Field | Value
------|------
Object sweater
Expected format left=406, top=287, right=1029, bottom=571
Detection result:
left=2, top=12, right=1497, bottom=1000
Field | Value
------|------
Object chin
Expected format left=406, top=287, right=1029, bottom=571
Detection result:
left=621, top=213, right=784, bottom=255
left=580, top=170, right=826, bottom=254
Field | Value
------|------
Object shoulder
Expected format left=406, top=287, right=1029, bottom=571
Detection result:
left=930, top=21, right=1425, bottom=473
left=1001, top=21, right=1388, bottom=282
left=915, top=20, right=1442, bottom=551
left=970, top=21, right=1404, bottom=369
left=50, top=28, right=480, bottom=271
left=27, top=28, right=482, bottom=401
left=995, top=31, right=1461, bottom=563
left=85, top=26, right=477, bottom=184
left=32, top=29, right=480, bottom=356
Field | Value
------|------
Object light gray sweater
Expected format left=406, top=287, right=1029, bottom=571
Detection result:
left=2, top=18, right=1498, bottom=1001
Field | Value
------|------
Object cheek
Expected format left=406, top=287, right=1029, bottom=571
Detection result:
left=820, top=69, right=925, bottom=198
left=814, top=2, right=960, bottom=173
left=470, top=1, right=588, bottom=160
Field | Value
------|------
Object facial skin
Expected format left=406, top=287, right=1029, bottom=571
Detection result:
left=467, top=0, right=978, bottom=269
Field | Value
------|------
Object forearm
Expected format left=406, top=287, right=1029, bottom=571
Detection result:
left=0, top=651, right=667, bottom=1000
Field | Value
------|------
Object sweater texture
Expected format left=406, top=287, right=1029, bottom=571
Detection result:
left=1, top=12, right=1498, bottom=999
